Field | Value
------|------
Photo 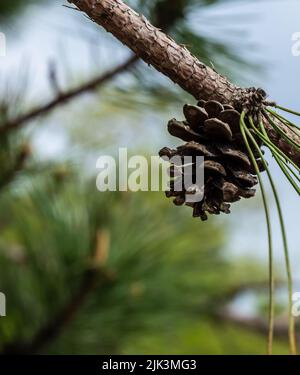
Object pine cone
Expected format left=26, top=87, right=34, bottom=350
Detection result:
left=159, top=100, right=265, bottom=221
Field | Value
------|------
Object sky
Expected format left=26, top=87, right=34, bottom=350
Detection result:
left=0, top=0, right=299, bottom=282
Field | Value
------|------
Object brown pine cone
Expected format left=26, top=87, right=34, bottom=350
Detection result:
left=159, top=100, right=265, bottom=221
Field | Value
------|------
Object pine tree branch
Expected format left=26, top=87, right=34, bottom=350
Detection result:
left=1, top=231, right=114, bottom=355
left=0, top=1, right=182, bottom=136
left=68, top=0, right=300, bottom=166
left=215, top=310, right=300, bottom=341
left=68, top=0, right=238, bottom=104
left=1, top=270, right=112, bottom=355
left=0, top=55, right=138, bottom=135
left=2, top=272, right=95, bottom=354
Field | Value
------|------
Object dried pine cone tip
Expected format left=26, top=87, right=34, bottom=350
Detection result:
left=183, top=104, right=208, bottom=129
left=177, top=142, right=219, bottom=157
left=216, top=144, right=252, bottom=169
left=204, top=118, right=233, bottom=141
left=160, top=98, right=266, bottom=221
left=167, top=119, right=203, bottom=142
left=159, top=147, right=177, bottom=159
left=218, top=109, right=241, bottom=134
left=204, top=160, right=226, bottom=176
left=204, top=100, right=224, bottom=117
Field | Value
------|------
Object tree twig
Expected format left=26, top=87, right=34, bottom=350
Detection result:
left=68, top=0, right=237, bottom=104
left=0, top=54, right=138, bottom=135
left=68, top=0, right=300, bottom=166
left=1, top=231, right=114, bottom=355
left=215, top=310, right=300, bottom=341
left=0, top=0, right=183, bottom=137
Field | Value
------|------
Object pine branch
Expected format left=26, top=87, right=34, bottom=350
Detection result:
left=68, top=0, right=300, bottom=166
left=68, top=0, right=237, bottom=104
left=1, top=231, right=114, bottom=355
left=215, top=311, right=300, bottom=341
left=0, top=55, right=138, bottom=135
left=0, top=1, right=183, bottom=136
left=1, top=270, right=112, bottom=355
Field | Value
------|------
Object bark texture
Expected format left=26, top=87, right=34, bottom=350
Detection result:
left=69, top=0, right=238, bottom=103
left=68, top=0, right=300, bottom=165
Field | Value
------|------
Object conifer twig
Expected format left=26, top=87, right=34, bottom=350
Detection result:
left=0, top=55, right=138, bottom=135
left=2, top=231, right=114, bottom=355
left=67, top=0, right=300, bottom=166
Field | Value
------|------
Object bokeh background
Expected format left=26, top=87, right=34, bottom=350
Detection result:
left=0, top=0, right=299, bottom=354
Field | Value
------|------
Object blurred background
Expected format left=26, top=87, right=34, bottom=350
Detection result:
left=0, top=0, right=299, bottom=354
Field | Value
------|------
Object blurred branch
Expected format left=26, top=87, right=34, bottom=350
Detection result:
left=2, top=230, right=115, bottom=355
left=0, top=0, right=186, bottom=137
left=221, top=279, right=296, bottom=301
left=215, top=310, right=300, bottom=341
left=0, top=55, right=138, bottom=135
left=215, top=280, right=300, bottom=341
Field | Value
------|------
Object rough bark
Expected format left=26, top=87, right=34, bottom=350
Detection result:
left=68, top=0, right=238, bottom=103
left=68, top=0, right=300, bottom=165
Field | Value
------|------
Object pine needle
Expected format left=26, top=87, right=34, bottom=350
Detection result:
left=275, top=105, right=300, bottom=117
left=249, top=116, right=297, bottom=355
left=246, top=119, right=300, bottom=195
left=240, top=112, right=275, bottom=355
left=266, top=108, right=300, bottom=134
left=247, top=119, right=300, bottom=175
left=263, top=111, right=300, bottom=154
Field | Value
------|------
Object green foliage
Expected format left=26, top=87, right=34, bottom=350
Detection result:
left=124, top=320, right=289, bottom=355
left=0, top=167, right=287, bottom=354
left=240, top=109, right=299, bottom=354
left=0, top=169, right=228, bottom=353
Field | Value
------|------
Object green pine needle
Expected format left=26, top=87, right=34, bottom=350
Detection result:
left=263, top=111, right=300, bottom=154
left=266, top=108, right=300, bottom=133
left=247, top=119, right=300, bottom=177
left=249, top=116, right=297, bottom=355
left=273, top=156, right=300, bottom=195
left=246, top=117, right=300, bottom=195
left=240, top=112, right=275, bottom=355
left=275, top=105, right=300, bottom=117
